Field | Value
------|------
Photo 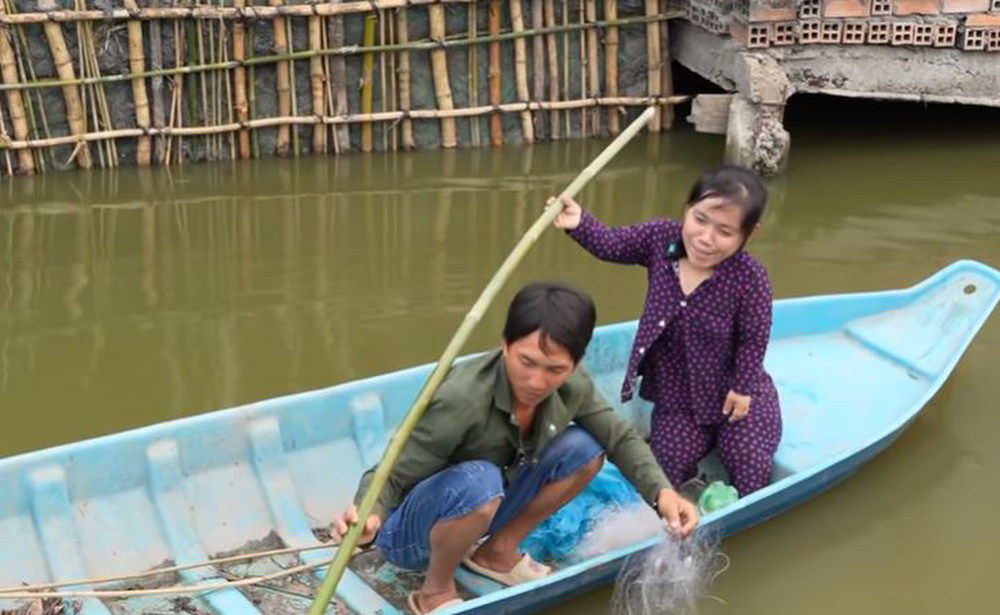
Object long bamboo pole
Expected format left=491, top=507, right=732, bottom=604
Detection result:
left=123, top=0, right=151, bottom=165
left=530, top=0, right=544, bottom=139
left=585, top=0, right=599, bottom=135
left=428, top=3, right=456, bottom=148
left=328, top=0, right=350, bottom=153
left=510, top=0, right=533, bottom=144
left=467, top=3, right=480, bottom=147
left=543, top=0, right=559, bottom=139
left=0, top=1, right=34, bottom=173
left=270, top=0, right=291, bottom=155
left=307, top=105, right=657, bottom=615
left=487, top=0, right=502, bottom=146
left=233, top=0, right=250, bottom=158
left=37, top=0, right=90, bottom=168
left=360, top=14, right=375, bottom=152
left=0, top=97, right=685, bottom=150
left=309, top=10, right=327, bottom=154
left=0, top=0, right=473, bottom=25
left=394, top=6, right=414, bottom=150
left=644, top=0, right=661, bottom=132
left=604, top=0, right=619, bottom=135
left=659, top=0, right=674, bottom=130
left=149, top=0, right=167, bottom=163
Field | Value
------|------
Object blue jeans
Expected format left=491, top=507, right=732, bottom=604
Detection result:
left=375, top=426, right=604, bottom=569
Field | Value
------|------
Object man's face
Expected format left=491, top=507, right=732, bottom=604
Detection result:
left=502, top=330, right=576, bottom=410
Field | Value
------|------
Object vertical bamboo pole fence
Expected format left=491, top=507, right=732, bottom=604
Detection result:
left=37, top=0, right=90, bottom=168
left=379, top=10, right=389, bottom=152
left=123, top=0, right=151, bottom=166
left=428, top=3, right=456, bottom=148
left=584, top=0, right=599, bottom=136
left=509, top=0, right=533, bottom=144
left=543, top=0, right=560, bottom=139
left=487, top=0, right=502, bottom=147
left=530, top=0, right=545, bottom=139
left=560, top=0, right=569, bottom=136
left=309, top=10, right=327, bottom=154
left=233, top=0, right=251, bottom=158
left=578, top=0, right=587, bottom=137
left=270, top=0, right=292, bottom=155
left=644, top=0, right=662, bottom=132
left=0, top=2, right=34, bottom=174
left=394, top=7, right=414, bottom=150
left=659, top=0, right=674, bottom=130
left=603, top=0, right=619, bottom=135
left=328, top=0, right=350, bottom=153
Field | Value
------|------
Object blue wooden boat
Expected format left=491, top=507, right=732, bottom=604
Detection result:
left=1, top=259, right=998, bottom=615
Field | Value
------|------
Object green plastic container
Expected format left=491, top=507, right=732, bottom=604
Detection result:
left=698, top=480, right=739, bottom=514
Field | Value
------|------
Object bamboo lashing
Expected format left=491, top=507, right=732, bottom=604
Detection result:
left=487, top=0, right=502, bottom=146
left=0, top=1, right=34, bottom=173
left=644, top=0, right=662, bottom=132
left=37, top=0, right=90, bottom=168
left=307, top=105, right=658, bottom=615
left=510, top=0, right=534, bottom=143
left=428, top=3, right=456, bottom=148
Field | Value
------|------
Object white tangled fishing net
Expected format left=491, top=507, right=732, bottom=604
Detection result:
left=569, top=505, right=727, bottom=615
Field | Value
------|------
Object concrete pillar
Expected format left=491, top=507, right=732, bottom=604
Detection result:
left=724, top=53, right=792, bottom=177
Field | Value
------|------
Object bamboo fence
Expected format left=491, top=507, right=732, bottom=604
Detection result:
left=0, top=0, right=685, bottom=175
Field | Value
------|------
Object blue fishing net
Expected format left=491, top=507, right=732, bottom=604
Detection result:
left=520, top=462, right=641, bottom=562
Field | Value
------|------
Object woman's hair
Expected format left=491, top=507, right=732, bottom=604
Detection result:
left=503, top=281, right=596, bottom=363
left=685, top=165, right=768, bottom=237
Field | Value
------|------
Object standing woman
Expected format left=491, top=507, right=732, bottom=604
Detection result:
left=552, top=166, right=781, bottom=497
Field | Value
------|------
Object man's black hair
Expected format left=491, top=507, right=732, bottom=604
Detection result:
left=503, top=281, right=596, bottom=363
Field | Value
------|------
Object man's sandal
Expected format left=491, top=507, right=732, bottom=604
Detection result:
left=406, top=591, right=463, bottom=614
left=461, top=552, right=552, bottom=586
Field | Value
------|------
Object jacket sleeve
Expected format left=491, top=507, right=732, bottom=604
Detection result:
left=732, top=262, right=774, bottom=396
left=571, top=372, right=672, bottom=506
left=566, top=210, right=663, bottom=267
left=353, top=395, right=464, bottom=520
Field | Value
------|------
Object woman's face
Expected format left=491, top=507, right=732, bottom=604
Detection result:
left=680, top=197, right=747, bottom=270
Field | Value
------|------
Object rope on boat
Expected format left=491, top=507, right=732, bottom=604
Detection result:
left=0, top=556, right=330, bottom=600
left=0, top=542, right=351, bottom=597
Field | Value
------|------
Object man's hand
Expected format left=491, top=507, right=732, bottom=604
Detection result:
left=331, top=505, right=381, bottom=545
left=548, top=195, right=582, bottom=231
left=656, top=487, right=698, bottom=537
left=722, top=390, right=751, bottom=423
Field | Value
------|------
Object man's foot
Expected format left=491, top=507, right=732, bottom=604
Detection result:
left=462, top=548, right=551, bottom=586
left=407, top=590, right=463, bottom=614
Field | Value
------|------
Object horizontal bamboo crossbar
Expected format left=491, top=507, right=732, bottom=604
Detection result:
left=0, top=97, right=688, bottom=150
left=0, top=11, right=683, bottom=93
left=0, top=0, right=471, bottom=25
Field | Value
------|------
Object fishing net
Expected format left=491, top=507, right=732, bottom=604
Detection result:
left=611, top=534, right=726, bottom=615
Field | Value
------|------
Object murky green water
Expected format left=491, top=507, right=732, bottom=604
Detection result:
left=2, top=100, right=999, bottom=613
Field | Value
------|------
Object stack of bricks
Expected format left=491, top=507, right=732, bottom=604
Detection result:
left=677, top=0, right=1000, bottom=51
